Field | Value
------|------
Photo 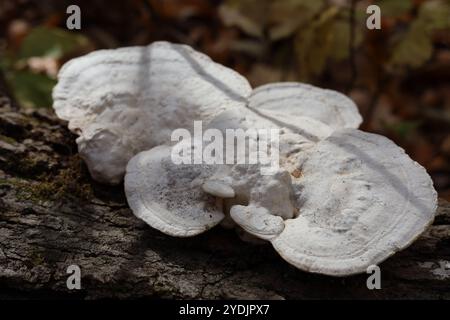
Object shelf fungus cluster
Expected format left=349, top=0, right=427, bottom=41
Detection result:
left=53, top=41, right=438, bottom=276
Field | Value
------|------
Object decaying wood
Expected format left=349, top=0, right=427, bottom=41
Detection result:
left=0, top=91, right=449, bottom=299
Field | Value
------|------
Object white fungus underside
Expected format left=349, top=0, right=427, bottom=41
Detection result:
left=271, top=129, right=437, bottom=276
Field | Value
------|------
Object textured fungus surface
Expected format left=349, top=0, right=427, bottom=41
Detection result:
left=125, top=145, right=224, bottom=237
left=52, top=43, right=438, bottom=276
left=53, top=41, right=251, bottom=184
left=271, top=129, right=438, bottom=276
left=249, top=82, right=363, bottom=130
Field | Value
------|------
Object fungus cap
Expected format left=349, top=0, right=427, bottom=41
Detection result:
left=53, top=41, right=251, bottom=184
left=249, top=82, right=362, bottom=130
left=125, top=145, right=225, bottom=237
left=271, top=129, right=437, bottom=276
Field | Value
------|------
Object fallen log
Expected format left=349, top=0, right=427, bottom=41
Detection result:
left=0, top=92, right=449, bottom=299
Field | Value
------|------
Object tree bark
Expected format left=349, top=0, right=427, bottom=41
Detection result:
left=0, top=92, right=449, bottom=299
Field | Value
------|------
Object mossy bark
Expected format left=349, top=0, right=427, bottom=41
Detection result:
left=0, top=91, right=449, bottom=299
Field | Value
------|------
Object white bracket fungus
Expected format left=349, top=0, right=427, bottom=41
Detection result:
left=53, top=41, right=251, bottom=184
left=249, top=82, right=363, bottom=130
left=125, top=144, right=225, bottom=237
left=271, top=129, right=437, bottom=276
left=54, top=42, right=437, bottom=276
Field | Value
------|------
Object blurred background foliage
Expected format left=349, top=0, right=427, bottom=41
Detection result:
left=0, top=0, right=449, bottom=199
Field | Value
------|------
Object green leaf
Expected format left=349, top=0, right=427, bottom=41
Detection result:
left=219, top=0, right=269, bottom=38
left=389, top=0, right=450, bottom=68
left=294, top=6, right=339, bottom=80
left=270, top=0, right=325, bottom=32
left=376, top=0, right=412, bottom=17
left=418, top=0, right=450, bottom=31
left=19, top=26, right=89, bottom=59
left=389, top=21, right=433, bottom=68
left=329, top=20, right=350, bottom=61
left=6, top=70, right=56, bottom=108
left=221, top=0, right=326, bottom=40
left=329, top=18, right=363, bottom=62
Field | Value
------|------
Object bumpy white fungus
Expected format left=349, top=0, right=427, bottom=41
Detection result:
left=53, top=41, right=251, bottom=184
left=125, top=145, right=225, bottom=237
left=200, top=129, right=437, bottom=275
left=271, top=129, right=438, bottom=276
left=205, top=106, right=333, bottom=174
left=230, top=205, right=285, bottom=241
left=55, top=42, right=437, bottom=276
